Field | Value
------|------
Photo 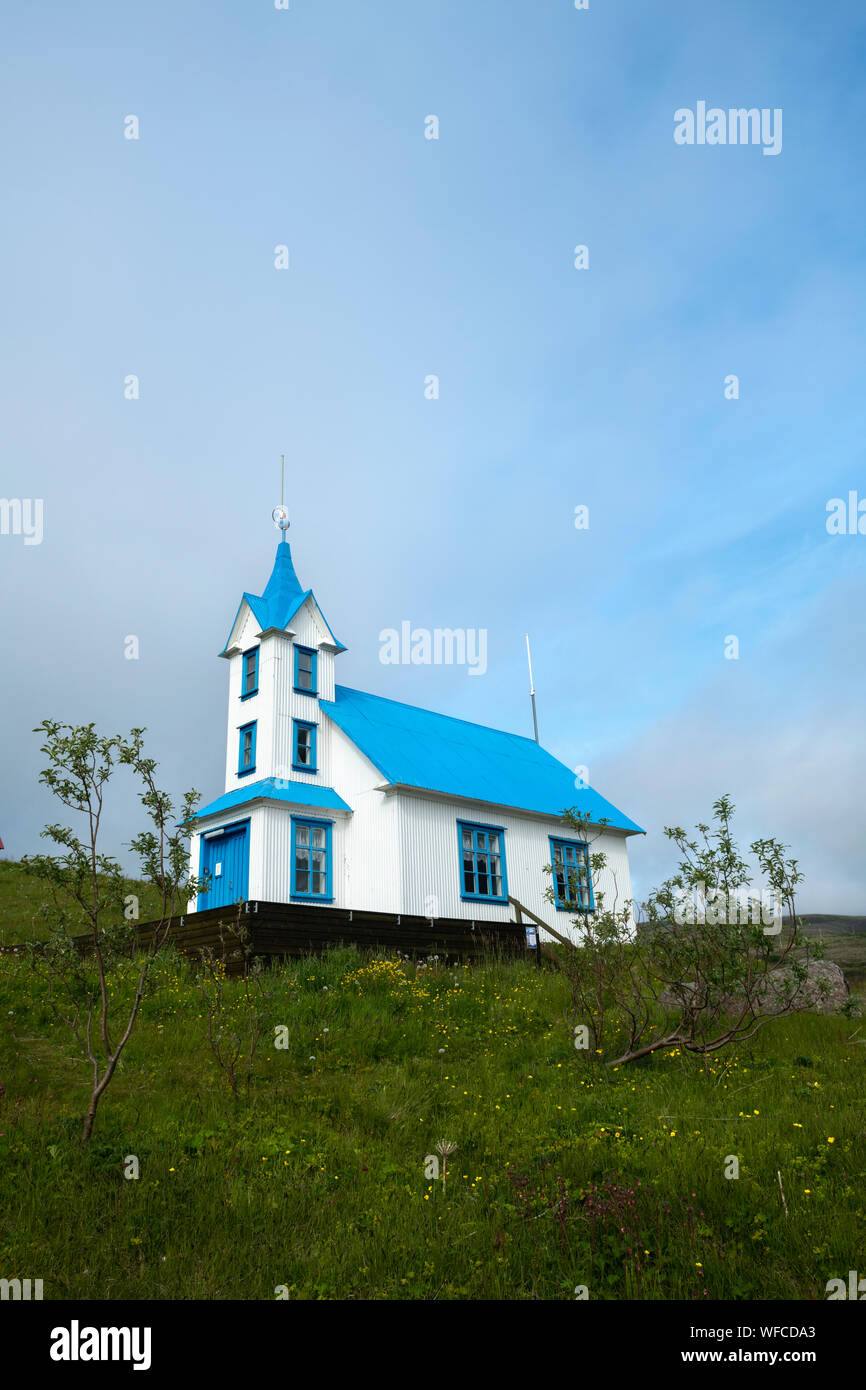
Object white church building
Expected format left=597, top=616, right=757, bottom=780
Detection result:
left=188, top=535, right=643, bottom=938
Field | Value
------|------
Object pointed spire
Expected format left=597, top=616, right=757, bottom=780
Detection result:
left=220, top=455, right=348, bottom=652
left=221, top=537, right=346, bottom=654
left=255, top=541, right=306, bottom=628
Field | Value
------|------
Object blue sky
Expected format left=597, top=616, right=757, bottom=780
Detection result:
left=2, top=0, right=865, bottom=910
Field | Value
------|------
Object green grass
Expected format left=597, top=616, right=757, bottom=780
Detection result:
left=2, top=935, right=865, bottom=1301
left=0, top=859, right=167, bottom=945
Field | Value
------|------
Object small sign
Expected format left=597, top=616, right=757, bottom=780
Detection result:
left=525, top=926, right=538, bottom=948
left=214, top=863, right=222, bottom=877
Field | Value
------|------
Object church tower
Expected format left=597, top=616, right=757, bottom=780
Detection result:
left=218, top=535, right=346, bottom=792
left=188, top=505, right=352, bottom=912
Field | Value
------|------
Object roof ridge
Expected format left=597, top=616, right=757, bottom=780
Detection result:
left=331, top=684, right=548, bottom=752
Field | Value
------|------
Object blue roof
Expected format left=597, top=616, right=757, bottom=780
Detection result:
left=193, top=777, right=351, bottom=821
left=221, top=542, right=346, bottom=654
left=319, top=686, right=643, bottom=833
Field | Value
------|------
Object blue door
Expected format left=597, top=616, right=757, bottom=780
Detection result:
left=199, top=820, right=250, bottom=910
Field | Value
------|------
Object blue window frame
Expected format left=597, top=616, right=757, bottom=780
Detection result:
left=294, top=645, right=318, bottom=695
left=457, top=820, right=508, bottom=903
left=237, top=721, right=257, bottom=777
left=292, top=719, right=317, bottom=772
left=241, top=647, right=259, bottom=699
left=291, top=816, right=333, bottom=900
left=549, top=837, right=594, bottom=912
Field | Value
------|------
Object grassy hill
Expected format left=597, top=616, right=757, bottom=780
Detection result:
left=0, top=858, right=173, bottom=944
left=2, top=859, right=865, bottom=1301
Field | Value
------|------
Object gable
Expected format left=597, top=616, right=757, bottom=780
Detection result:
left=284, top=593, right=343, bottom=652
left=221, top=597, right=258, bottom=656
left=220, top=542, right=346, bottom=656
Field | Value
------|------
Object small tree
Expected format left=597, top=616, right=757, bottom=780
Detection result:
left=621, top=795, right=821, bottom=1065
left=22, top=721, right=202, bottom=1142
left=545, top=796, right=823, bottom=1066
left=192, top=904, right=274, bottom=1100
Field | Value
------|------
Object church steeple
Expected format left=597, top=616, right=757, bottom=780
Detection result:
left=220, top=535, right=345, bottom=657
left=252, top=541, right=308, bottom=632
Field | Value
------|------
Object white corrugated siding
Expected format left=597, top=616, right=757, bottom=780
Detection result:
left=393, top=790, right=634, bottom=943
left=258, top=802, right=352, bottom=903
left=326, top=718, right=400, bottom=912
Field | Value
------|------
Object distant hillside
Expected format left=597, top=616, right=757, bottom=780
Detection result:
left=795, top=917, right=866, bottom=985
left=797, top=914, right=866, bottom=936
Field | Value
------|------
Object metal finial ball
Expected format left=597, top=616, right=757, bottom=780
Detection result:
left=272, top=505, right=290, bottom=532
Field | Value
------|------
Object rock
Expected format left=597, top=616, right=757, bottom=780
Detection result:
left=658, top=960, right=851, bottom=1016
left=758, top=960, right=850, bottom=1015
